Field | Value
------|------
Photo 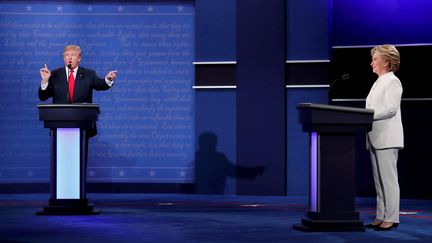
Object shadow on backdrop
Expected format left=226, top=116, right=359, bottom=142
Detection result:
left=194, top=132, right=265, bottom=194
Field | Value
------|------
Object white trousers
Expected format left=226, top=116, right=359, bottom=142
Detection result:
left=369, top=148, right=400, bottom=223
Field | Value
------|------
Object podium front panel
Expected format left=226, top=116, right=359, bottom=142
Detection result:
left=56, top=128, right=80, bottom=199
left=310, top=132, right=318, bottom=212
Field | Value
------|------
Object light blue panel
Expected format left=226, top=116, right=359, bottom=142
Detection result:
left=310, top=132, right=318, bottom=211
left=56, top=128, right=80, bottom=199
left=286, top=88, right=328, bottom=196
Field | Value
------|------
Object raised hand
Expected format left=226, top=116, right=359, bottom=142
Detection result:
left=106, top=70, right=118, bottom=81
left=40, top=64, right=51, bottom=83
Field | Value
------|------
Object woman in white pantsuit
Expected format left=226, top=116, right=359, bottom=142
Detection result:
left=365, top=45, right=403, bottom=231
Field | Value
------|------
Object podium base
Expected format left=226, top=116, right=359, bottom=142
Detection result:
left=293, top=219, right=365, bottom=232
left=36, top=199, right=100, bottom=215
left=293, top=210, right=365, bottom=232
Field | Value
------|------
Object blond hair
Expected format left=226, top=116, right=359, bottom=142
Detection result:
left=371, top=44, right=400, bottom=72
left=63, top=45, right=82, bottom=57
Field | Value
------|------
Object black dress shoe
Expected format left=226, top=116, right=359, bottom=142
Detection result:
left=374, top=223, right=399, bottom=231
left=364, top=223, right=382, bottom=229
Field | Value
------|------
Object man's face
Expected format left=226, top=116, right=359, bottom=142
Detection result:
left=63, top=49, right=81, bottom=68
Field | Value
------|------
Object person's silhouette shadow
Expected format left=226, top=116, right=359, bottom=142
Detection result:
left=194, top=132, right=265, bottom=194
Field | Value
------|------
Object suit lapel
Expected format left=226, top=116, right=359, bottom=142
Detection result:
left=59, top=68, right=67, bottom=85
left=58, top=69, right=68, bottom=99
left=74, top=68, right=85, bottom=100
left=366, top=77, right=382, bottom=108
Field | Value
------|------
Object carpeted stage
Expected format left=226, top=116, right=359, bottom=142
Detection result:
left=1, top=194, right=431, bottom=242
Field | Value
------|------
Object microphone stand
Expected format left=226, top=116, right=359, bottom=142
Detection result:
left=67, top=63, right=72, bottom=104
left=328, top=73, right=350, bottom=104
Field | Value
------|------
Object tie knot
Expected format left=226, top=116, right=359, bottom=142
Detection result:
left=70, top=68, right=74, bottom=73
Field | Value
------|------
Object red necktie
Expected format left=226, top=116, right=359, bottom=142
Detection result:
left=68, top=68, right=75, bottom=102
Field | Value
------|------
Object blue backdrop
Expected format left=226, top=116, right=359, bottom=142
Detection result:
left=333, top=0, right=432, bottom=46
left=0, top=2, right=194, bottom=183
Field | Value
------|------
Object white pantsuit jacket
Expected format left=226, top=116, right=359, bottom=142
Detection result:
left=366, top=72, right=404, bottom=150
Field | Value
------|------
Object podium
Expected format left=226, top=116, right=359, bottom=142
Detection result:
left=293, top=103, right=374, bottom=231
left=37, top=104, right=100, bottom=215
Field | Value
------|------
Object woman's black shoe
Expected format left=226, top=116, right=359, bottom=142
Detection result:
left=364, top=223, right=381, bottom=229
left=374, top=223, right=399, bottom=231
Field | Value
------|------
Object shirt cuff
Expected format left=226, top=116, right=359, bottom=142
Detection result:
left=40, top=81, right=48, bottom=90
left=105, top=77, right=114, bottom=87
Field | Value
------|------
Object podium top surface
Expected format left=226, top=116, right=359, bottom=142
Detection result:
left=297, top=103, right=373, bottom=132
left=38, top=103, right=100, bottom=111
left=38, top=103, right=100, bottom=124
left=297, top=103, right=374, bottom=115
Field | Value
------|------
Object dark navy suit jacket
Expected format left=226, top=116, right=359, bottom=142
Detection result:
left=38, top=66, right=110, bottom=104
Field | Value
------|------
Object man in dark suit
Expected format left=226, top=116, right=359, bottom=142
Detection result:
left=39, top=44, right=117, bottom=103
left=38, top=45, right=117, bottom=174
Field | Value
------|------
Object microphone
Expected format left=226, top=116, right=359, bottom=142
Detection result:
left=67, top=63, right=72, bottom=81
left=67, top=62, right=72, bottom=103
left=67, top=62, right=72, bottom=78
left=328, top=73, right=350, bottom=95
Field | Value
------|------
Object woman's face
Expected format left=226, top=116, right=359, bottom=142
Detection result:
left=370, top=52, right=388, bottom=76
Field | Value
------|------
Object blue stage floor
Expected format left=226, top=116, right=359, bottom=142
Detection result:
left=1, top=193, right=431, bottom=242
